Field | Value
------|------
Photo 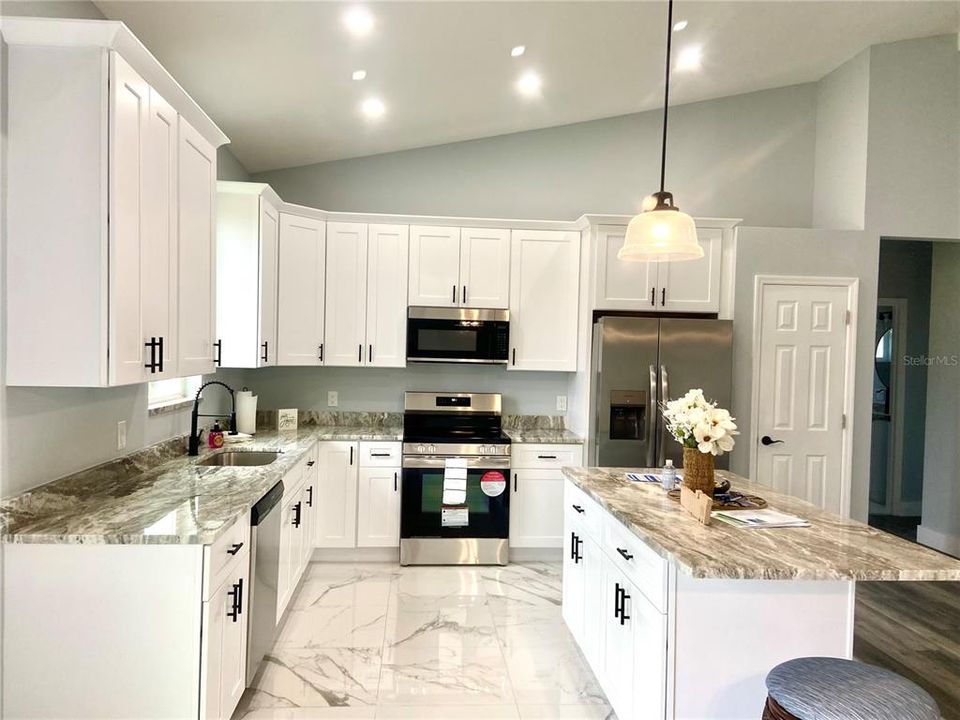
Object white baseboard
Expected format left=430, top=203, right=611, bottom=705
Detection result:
left=916, top=525, right=960, bottom=558
left=311, top=547, right=399, bottom=563
left=510, top=547, right=562, bottom=562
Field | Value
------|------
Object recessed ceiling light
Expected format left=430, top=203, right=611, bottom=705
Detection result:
left=352, top=69, right=367, bottom=81
left=516, top=71, right=542, bottom=97
left=511, top=45, right=526, bottom=57
left=675, top=45, right=702, bottom=71
left=342, top=6, right=374, bottom=37
left=361, top=97, right=386, bottom=119
left=673, top=19, right=688, bottom=32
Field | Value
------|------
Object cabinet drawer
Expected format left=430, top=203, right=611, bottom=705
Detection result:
left=359, top=441, right=402, bottom=467
left=602, top=514, right=668, bottom=613
left=203, top=513, right=251, bottom=600
left=512, top=444, right=583, bottom=469
left=564, top=480, right=603, bottom=542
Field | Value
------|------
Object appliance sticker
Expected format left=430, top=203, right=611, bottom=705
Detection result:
left=441, top=506, right=469, bottom=528
left=480, top=470, right=506, bottom=497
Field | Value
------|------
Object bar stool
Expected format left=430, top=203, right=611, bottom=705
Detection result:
left=763, top=657, right=940, bottom=720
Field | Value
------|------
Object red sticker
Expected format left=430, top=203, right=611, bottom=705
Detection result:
left=480, top=471, right=506, bottom=497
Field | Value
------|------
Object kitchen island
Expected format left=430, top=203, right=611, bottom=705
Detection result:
left=561, top=466, right=960, bottom=720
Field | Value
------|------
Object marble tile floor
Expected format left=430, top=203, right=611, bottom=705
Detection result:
left=233, top=562, right=615, bottom=720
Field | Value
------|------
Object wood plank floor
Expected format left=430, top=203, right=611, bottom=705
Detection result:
left=855, top=581, right=960, bottom=719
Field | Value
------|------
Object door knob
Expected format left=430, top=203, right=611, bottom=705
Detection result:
left=761, top=435, right=785, bottom=446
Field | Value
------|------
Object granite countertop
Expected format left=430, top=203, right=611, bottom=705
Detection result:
left=503, top=428, right=584, bottom=444
left=562, top=466, right=960, bottom=582
left=0, top=425, right=400, bottom=546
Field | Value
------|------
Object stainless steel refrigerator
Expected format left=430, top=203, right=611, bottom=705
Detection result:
left=590, top=316, right=733, bottom=469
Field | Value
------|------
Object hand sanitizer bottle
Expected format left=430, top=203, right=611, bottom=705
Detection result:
left=661, top=459, right=677, bottom=491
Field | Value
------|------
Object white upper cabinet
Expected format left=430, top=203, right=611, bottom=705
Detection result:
left=408, top=226, right=510, bottom=308
left=408, top=226, right=461, bottom=306
left=365, top=224, right=410, bottom=367
left=460, top=228, right=511, bottom=309
left=324, top=222, right=369, bottom=367
left=215, top=182, right=281, bottom=368
left=277, top=213, right=326, bottom=366
left=4, top=22, right=227, bottom=387
left=594, top=222, right=724, bottom=313
left=509, top=229, right=581, bottom=372
left=177, top=119, right=218, bottom=376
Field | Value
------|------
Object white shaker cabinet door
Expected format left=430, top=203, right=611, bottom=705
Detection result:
left=366, top=224, right=409, bottom=367
left=508, top=230, right=580, bottom=372
left=594, top=224, right=659, bottom=311
left=658, top=226, right=722, bottom=313
left=316, top=442, right=360, bottom=548
left=324, top=223, right=369, bottom=366
left=141, top=87, right=178, bottom=380
left=177, top=119, right=217, bottom=376
left=257, top=199, right=280, bottom=367
left=277, top=213, right=326, bottom=366
left=356, top=467, right=401, bottom=548
left=408, top=225, right=461, bottom=306
left=509, top=469, right=566, bottom=548
left=459, top=227, right=511, bottom=309
left=108, top=52, right=149, bottom=386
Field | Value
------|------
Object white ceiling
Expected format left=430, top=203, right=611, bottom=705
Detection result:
left=94, top=0, right=959, bottom=173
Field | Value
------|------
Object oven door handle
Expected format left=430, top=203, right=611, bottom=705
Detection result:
left=402, top=456, right=511, bottom=469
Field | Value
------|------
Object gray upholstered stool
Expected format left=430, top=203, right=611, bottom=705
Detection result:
left=763, top=657, right=940, bottom=720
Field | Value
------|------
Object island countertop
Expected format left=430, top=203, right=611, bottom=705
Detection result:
left=562, top=466, right=960, bottom=581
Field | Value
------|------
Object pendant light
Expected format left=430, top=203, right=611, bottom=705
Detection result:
left=618, top=0, right=702, bottom=263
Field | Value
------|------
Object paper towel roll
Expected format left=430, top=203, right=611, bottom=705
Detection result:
left=236, top=391, right=258, bottom=435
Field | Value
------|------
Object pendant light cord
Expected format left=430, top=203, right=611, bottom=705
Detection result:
left=659, top=0, right=674, bottom=194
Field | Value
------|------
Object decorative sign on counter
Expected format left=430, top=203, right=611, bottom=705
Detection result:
left=680, top=485, right=713, bottom=525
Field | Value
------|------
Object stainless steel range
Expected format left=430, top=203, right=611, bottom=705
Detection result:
left=400, top=392, right=511, bottom=565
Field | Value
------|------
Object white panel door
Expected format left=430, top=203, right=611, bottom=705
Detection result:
left=177, top=119, right=217, bottom=376
left=218, top=562, right=249, bottom=720
left=277, top=213, right=326, bottom=366
left=460, top=227, right=511, bottom=308
left=658, top=227, right=723, bottom=313
left=276, top=491, right=302, bottom=621
left=755, top=282, right=852, bottom=513
left=316, top=442, right=359, bottom=548
left=366, top=224, right=409, bottom=367
left=200, top=587, right=224, bottom=720
left=108, top=53, right=148, bottom=386
left=600, top=560, right=636, bottom=720
left=594, top=225, right=659, bottom=311
left=408, top=225, right=461, bottom=306
left=356, top=467, right=401, bottom=547
left=509, top=230, right=580, bottom=372
left=561, top=514, right=586, bottom=642
left=325, top=223, right=369, bottom=366
left=141, top=87, right=178, bottom=380
left=258, top=199, right=279, bottom=367
left=509, top=470, right=565, bottom=548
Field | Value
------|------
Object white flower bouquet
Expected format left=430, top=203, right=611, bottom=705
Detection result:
left=661, top=388, right=738, bottom=456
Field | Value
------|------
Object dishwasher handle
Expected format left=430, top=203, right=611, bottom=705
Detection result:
left=251, top=480, right=285, bottom=525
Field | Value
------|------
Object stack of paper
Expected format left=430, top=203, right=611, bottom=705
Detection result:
left=711, top=508, right=810, bottom=529
left=442, top=458, right=467, bottom=505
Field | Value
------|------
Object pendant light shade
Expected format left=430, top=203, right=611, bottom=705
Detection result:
left=620, top=0, right=702, bottom=263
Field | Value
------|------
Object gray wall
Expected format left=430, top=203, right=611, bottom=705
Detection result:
left=254, top=83, right=818, bottom=229
left=876, top=239, right=932, bottom=507
left=218, top=145, right=250, bottom=182
left=730, top=227, right=879, bottom=522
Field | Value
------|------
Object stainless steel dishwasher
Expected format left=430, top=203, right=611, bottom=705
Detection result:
left=246, top=480, right=284, bottom=683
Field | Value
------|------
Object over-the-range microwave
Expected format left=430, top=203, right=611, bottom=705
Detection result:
left=406, top=307, right=510, bottom=364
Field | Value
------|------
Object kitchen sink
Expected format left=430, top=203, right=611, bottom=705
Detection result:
left=197, top=451, right=281, bottom=467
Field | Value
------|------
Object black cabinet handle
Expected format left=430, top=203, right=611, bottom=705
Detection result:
left=293, top=501, right=302, bottom=527
left=511, top=348, right=516, bottom=366
left=452, top=285, right=457, bottom=304
left=463, top=285, right=467, bottom=304
left=513, top=472, right=518, bottom=492
left=358, top=344, right=362, bottom=362
left=368, top=344, right=372, bottom=363
left=617, top=547, right=634, bottom=562
left=650, top=287, right=656, bottom=306
left=306, top=486, right=314, bottom=507
left=307, top=460, right=315, bottom=467
left=227, top=542, right=244, bottom=556
left=261, top=341, right=268, bottom=363
left=617, top=583, right=631, bottom=625
left=572, top=504, right=585, bottom=514
left=761, top=435, right=785, bottom=446
left=227, top=578, right=243, bottom=621
left=614, top=582, right=623, bottom=620
left=661, top=287, right=666, bottom=306
left=538, top=455, right=558, bottom=460
left=349, top=446, right=354, bottom=465
left=144, top=337, right=158, bottom=372
left=394, top=471, right=398, bottom=492
left=570, top=532, right=582, bottom=564
left=157, top=336, right=164, bottom=373
left=370, top=452, right=391, bottom=458
left=214, top=339, right=222, bottom=367
left=318, top=343, right=323, bottom=362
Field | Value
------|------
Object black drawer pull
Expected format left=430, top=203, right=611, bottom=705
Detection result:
left=616, top=547, right=634, bottom=561
left=370, top=452, right=392, bottom=457
left=538, top=455, right=558, bottom=460
left=307, top=460, right=315, bottom=467
left=572, top=504, right=585, bottom=514
left=226, top=542, right=244, bottom=556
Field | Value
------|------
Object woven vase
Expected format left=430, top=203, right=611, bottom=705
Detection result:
left=682, top=446, right=716, bottom=497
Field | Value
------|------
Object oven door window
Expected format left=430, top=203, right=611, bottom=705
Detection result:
left=401, top=467, right=509, bottom=538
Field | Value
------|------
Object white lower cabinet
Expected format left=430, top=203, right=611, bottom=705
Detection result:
left=277, top=450, right=318, bottom=621
left=510, top=444, right=583, bottom=548
left=316, top=441, right=360, bottom=547
left=357, top=466, right=401, bottom=547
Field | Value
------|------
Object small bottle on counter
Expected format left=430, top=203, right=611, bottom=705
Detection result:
left=208, top=422, right=225, bottom=450
left=661, top=459, right=677, bottom=492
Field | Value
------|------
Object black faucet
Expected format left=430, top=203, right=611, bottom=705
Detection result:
left=189, top=380, right=239, bottom=456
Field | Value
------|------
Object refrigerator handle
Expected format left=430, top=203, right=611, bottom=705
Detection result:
left=647, top=365, right=657, bottom=467
left=658, top=365, right=670, bottom=466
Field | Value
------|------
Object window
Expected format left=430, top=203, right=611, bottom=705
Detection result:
left=148, top=375, right=202, bottom=410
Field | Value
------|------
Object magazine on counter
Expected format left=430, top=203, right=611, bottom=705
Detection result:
left=711, top=508, right=810, bottom=529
